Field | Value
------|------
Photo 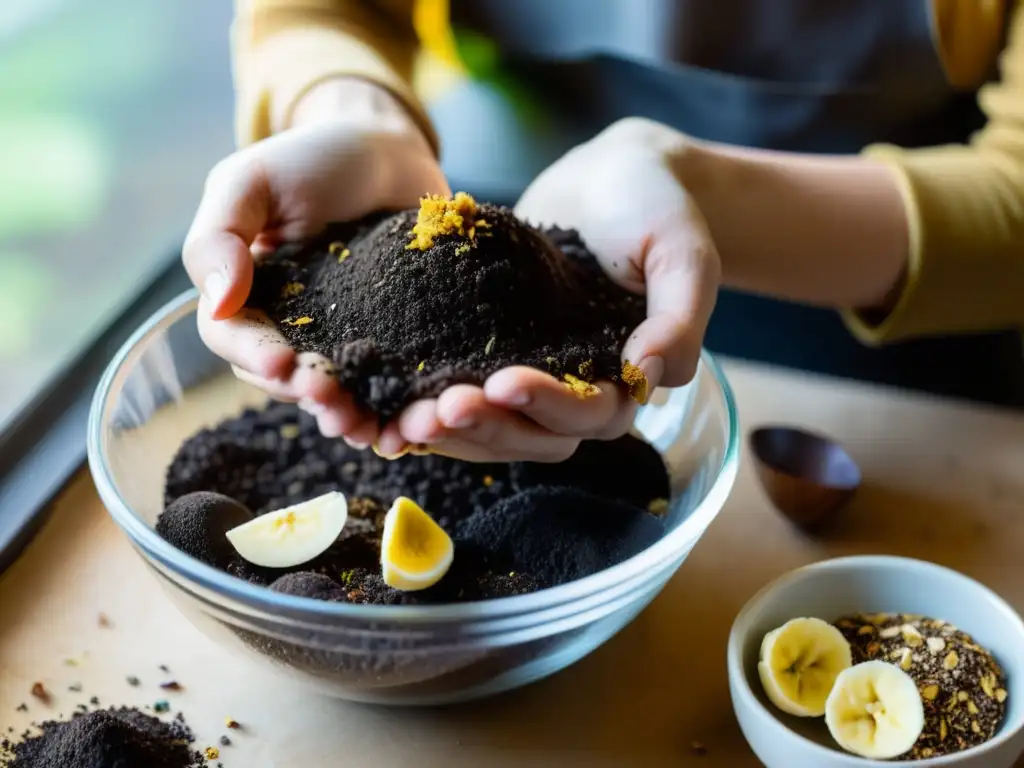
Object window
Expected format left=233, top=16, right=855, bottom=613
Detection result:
left=0, top=0, right=235, bottom=431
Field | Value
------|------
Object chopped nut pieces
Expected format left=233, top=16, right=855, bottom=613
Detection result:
left=160, top=681, right=184, bottom=691
left=835, top=612, right=1008, bottom=759
left=97, top=613, right=112, bottom=628
left=224, top=717, right=241, bottom=729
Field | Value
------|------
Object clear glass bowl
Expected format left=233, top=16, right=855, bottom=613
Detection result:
left=87, top=289, right=739, bottom=705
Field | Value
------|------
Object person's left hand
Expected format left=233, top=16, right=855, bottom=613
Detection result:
left=375, top=118, right=722, bottom=462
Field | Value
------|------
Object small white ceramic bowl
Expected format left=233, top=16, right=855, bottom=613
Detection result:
left=728, top=556, right=1024, bottom=767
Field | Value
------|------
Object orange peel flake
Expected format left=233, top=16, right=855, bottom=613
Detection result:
left=406, top=191, right=482, bottom=251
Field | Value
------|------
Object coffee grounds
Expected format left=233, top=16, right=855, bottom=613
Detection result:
left=164, top=401, right=512, bottom=531
left=162, top=399, right=668, bottom=604
left=510, top=434, right=670, bottom=509
left=245, top=194, right=648, bottom=423
left=457, top=486, right=665, bottom=587
left=0, top=707, right=202, bottom=768
left=270, top=572, right=348, bottom=602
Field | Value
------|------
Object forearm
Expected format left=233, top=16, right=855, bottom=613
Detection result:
left=678, top=141, right=910, bottom=313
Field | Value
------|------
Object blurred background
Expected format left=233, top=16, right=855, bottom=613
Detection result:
left=0, top=0, right=233, bottom=432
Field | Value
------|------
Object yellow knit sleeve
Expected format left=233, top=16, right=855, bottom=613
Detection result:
left=231, top=0, right=438, bottom=153
left=843, top=3, right=1024, bottom=344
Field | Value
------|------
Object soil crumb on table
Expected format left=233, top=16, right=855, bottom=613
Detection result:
left=161, top=401, right=670, bottom=605
left=0, top=707, right=203, bottom=767
left=245, top=192, right=649, bottom=423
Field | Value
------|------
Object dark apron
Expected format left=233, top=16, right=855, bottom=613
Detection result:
left=426, top=0, right=1024, bottom=406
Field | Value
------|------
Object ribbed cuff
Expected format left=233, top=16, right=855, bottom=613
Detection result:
left=842, top=143, right=1024, bottom=344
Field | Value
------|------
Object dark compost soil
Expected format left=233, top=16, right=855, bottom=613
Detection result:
left=245, top=193, right=649, bottom=423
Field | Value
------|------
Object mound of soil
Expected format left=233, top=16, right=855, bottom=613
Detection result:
left=246, top=192, right=649, bottom=422
left=0, top=708, right=202, bottom=768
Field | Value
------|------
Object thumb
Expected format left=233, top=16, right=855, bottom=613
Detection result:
left=621, top=212, right=720, bottom=392
left=183, top=155, right=270, bottom=320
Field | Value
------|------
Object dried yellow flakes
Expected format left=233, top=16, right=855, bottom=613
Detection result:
left=417, top=360, right=426, bottom=372
left=205, top=746, right=220, bottom=760
left=337, top=248, right=351, bottom=263
left=328, top=241, right=347, bottom=258
left=483, top=475, right=494, bottom=487
left=280, top=281, right=304, bottom=298
left=562, top=374, right=600, bottom=399
left=647, top=498, right=669, bottom=516
left=284, top=316, right=314, bottom=326
left=407, top=191, right=483, bottom=250
left=621, top=360, right=649, bottom=404
left=578, top=359, right=594, bottom=378
left=455, top=244, right=472, bottom=256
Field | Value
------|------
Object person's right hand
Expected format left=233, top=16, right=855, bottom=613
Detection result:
left=183, top=90, right=447, bottom=445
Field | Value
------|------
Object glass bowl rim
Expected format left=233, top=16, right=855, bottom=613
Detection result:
left=87, top=288, right=740, bottom=625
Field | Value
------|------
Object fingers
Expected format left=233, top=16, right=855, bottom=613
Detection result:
left=483, top=367, right=635, bottom=439
left=183, top=154, right=270, bottom=319
left=378, top=387, right=583, bottom=463
left=197, top=298, right=295, bottom=381
left=621, top=214, right=721, bottom=388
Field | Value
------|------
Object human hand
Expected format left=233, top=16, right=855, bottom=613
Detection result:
left=183, top=84, right=448, bottom=445
left=375, top=118, right=721, bottom=462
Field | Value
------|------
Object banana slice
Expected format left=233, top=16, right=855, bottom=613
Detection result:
left=225, top=492, right=348, bottom=568
left=758, top=617, right=853, bottom=717
left=380, top=497, right=453, bottom=591
left=825, top=660, right=925, bottom=759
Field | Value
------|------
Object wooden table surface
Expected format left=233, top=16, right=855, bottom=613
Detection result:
left=2, top=359, right=1023, bottom=767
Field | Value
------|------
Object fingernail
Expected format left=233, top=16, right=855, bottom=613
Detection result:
left=318, top=417, right=344, bottom=439
left=446, top=415, right=476, bottom=429
left=203, top=271, right=228, bottom=308
left=504, top=391, right=531, bottom=407
left=372, top=441, right=409, bottom=461
left=343, top=436, right=369, bottom=450
left=638, top=356, right=664, bottom=404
